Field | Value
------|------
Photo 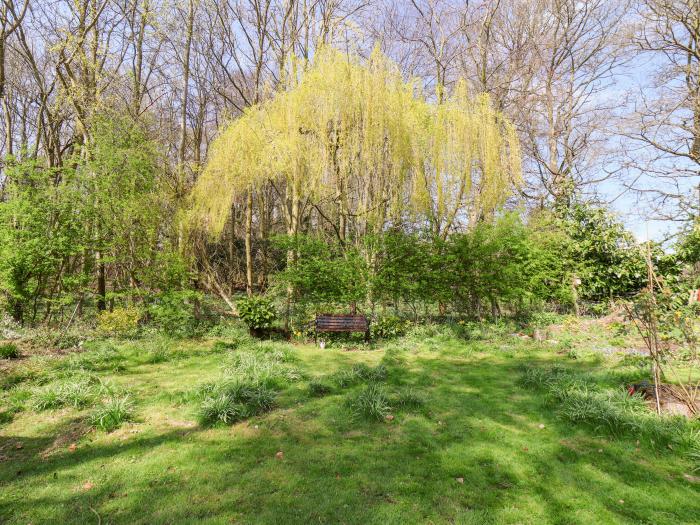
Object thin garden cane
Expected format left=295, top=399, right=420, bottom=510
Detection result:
left=624, top=246, right=699, bottom=416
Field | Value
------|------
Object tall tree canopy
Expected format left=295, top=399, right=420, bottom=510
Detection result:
left=187, top=48, right=521, bottom=242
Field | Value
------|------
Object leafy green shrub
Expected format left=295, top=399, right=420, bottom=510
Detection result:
left=308, top=379, right=333, bottom=397
left=348, top=384, right=391, bottom=421
left=0, top=343, right=20, bottom=359
left=237, top=296, right=276, bottom=331
left=90, top=396, right=134, bottom=432
left=96, top=306, right=141, bottom=337
left=371, top=317, right=410, bottom=339
left=527, top=311, right=562, bottom=328
left=148, top=290, right=209, bottom=338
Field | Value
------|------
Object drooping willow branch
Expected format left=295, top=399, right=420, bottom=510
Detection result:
left=185, top=47, right=522, bottom=241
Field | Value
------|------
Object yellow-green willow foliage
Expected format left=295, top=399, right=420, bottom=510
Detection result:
left=188, top=48, right=521, bottom=239
left=414, top=82, right=521, bottom=238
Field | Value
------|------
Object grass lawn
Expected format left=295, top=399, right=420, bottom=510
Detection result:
left=1, top=322, right=699, bottom=524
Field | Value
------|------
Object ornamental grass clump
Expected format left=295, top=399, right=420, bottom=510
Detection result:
left=520, top=365, right=700, bottom=454
left=0, top=343, right=20, bottom=359
left=196, top=379, right=277, bottom=426
left=308, top=378, right=333, bottom=397
left=393, top=388, right=426, bottom=409
left=31, top=379, right=96, bottom=410
left=348, top=383, right=391, bottom=421
left=195, top=347, right=297, bottom=426
left=90, top=396, right=134, bottom=432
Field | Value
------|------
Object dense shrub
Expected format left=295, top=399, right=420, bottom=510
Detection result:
left=148, top=290, right=210, bottom=338
left=96, top=306, right=142, bottom=337
left=237, top=296, right=277, bottom=331
left=272, top=235, right=369, bottom=307
left=371, top=317, right=410, bottom=339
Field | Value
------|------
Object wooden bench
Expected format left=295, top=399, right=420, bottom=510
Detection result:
left=315, top=314, right=370, bottom=342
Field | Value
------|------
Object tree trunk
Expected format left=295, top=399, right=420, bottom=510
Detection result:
left=96, top=250, right=106, bottom=311
left=245, top=190, right=254, bottom=296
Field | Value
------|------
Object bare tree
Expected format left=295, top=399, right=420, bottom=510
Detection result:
left=626, top=0, right=700, bottom=222
left=0, top=0, right=28, bottom=158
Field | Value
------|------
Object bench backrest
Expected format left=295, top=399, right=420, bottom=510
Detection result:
left=315, top=314, right=369, bottom=332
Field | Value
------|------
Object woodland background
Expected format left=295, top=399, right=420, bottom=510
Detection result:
left=2, top=0, right=700, bottom=332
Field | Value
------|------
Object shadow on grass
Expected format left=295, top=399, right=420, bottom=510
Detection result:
left=1, top=349, right=698, bottom=525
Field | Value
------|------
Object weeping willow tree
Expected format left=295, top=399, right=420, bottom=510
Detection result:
left=187, top=47, right=521, bottom=296
left=415, top=83, right=521, bottom=239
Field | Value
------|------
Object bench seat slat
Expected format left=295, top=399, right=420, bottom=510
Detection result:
left=315, top=314, right=370, bottom=339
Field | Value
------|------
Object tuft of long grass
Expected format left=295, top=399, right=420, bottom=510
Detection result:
left=333, top=369, right=360, bottom=388
left=349, top=384, right=391, bottom=421
left=352, top=363, right=387, bottom=382
left=55, top=343, right=126, bottom=373
left=223, top=348, right=300, bottom=386
left=197, top=395, right=247, bottom=426
left=90, top=396, right=134, bottom=432
left=520, top=365, right=699, bottom=454
left=195, top=378, right=277, bottom=426
left=308, top=379, right=333, bottom=397
left=333, top=363, right=388, bottom=389
left=144, top=346, right=170, bottom=364
left=393, top=387, right=425, bottom=409
left=0, top=343, right=20, bottom=359
left=31, top=379, right=96, bottom=410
